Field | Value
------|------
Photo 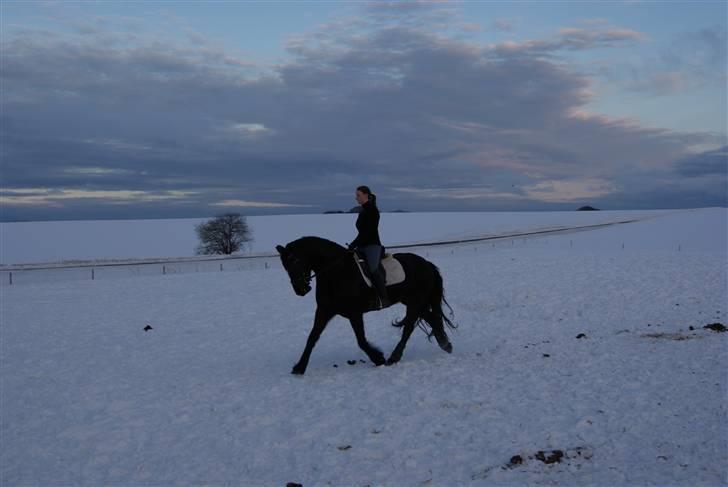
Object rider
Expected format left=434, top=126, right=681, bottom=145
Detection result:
left=348, top=185, right=390, bottom=309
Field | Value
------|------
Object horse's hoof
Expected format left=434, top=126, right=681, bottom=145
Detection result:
left=436, top=336, right=453, bottom=354
left=291, top=365, right=306, bottom=375
left=369, top=352, right=386, bottom=367
left=385, top=357, right=398, bottom=366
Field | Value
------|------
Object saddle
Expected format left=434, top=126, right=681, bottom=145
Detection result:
left=353, top=250, right=406, bottom=288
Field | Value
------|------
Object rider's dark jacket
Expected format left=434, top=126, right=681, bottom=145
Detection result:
left=349, top=199, right=381, bottom=249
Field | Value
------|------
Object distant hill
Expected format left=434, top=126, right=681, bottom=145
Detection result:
left=324, top=208, right=409, bottom=214
left=577, top=206, right=600, bottom=211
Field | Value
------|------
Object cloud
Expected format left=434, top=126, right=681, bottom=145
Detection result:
left=0, top=189, right=198, bottom=207
left=601, top=25, right=727, bottom=97
left=627, top=71, right=686, bottom=95
left=675, top=146, right=728, bottom=177
left=223, top=123, right=276, bottom=140
left=211, top=199, right=315, bottom=208
left=492, top=19, right=515, bottom=32
left=392, top=186, right=525, bottom=200
left=364, top=1, right=458, bottom=25
left=0, top=4, right=723, bottom=220
left=489, top=26, right=646, bottom=57
left=63, top=167, right=139, bottom=176
left=522, top=178, right=617, bottom=203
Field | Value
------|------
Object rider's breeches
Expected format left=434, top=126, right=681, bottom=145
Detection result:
left=360, top=244, right=383, bottom=274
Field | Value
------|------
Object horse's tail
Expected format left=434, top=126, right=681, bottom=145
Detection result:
left=429, top=263, right=457, bottom=331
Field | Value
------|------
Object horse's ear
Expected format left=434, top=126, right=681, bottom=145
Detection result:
left=276, top=245, right=285, bottom=254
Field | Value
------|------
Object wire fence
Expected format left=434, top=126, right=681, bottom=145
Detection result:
left=0, top=219, right=640, bottom=287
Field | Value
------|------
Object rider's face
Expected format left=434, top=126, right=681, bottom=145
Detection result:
left=355, top=190, right=369, bottom=205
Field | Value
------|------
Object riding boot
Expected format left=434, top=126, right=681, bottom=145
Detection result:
left=371, top=269, right=391, bottom=309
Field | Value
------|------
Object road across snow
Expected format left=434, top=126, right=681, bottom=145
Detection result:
left=1, top=208, right=726, bottom=486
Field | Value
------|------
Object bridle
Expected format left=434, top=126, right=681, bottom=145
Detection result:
left=286, top=248, right=354, bottom=287
left=285, top=252, right=313, bottom=289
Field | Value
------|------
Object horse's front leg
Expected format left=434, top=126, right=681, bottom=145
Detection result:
left=292, top=306, right=335, bottom=375
left=387, top=308, right=420, bottom=365
left=348, top=313, right=386, bottom=366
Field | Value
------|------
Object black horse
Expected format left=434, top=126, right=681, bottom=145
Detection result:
left=276, top=236, right=456, bottom=375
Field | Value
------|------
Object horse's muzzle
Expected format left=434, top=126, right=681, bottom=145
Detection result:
left=293, top=282, right=312, bottom=296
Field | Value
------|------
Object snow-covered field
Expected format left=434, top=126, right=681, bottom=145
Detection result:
left=1, top=209, right=672, bottom=265
left=2, top=208, right=726, bottom=486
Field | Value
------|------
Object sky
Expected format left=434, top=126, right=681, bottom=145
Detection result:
left=1, top=0, right=726, bottom=221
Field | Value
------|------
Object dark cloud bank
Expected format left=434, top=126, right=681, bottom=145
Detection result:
left=1, top=4, right=725, bottom=221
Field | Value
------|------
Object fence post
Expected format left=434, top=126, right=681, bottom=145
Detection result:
left=9, top=272, right=12, bottom=286
left=220, top=263, right=223, bottom=272
left=92, top=268, right=95, bottom=280
left=265, top=262, right=269, bottom=269
left=163, top=265, right=166, bottom=275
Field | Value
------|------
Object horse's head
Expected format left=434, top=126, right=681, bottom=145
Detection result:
left=276, top=244, right=312, bottom=296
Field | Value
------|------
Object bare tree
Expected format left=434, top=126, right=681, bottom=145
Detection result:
left=195, top=213, right=252, bottom=255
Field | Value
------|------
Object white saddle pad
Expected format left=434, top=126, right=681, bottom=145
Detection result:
left=354, top=253, right=406, bottom=288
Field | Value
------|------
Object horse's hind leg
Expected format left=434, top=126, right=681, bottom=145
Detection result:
left=348, top=314, right=386, bottom=366
left=420, top=309, right=452, bottom=354
left=387, top=306, right=420, bottom=365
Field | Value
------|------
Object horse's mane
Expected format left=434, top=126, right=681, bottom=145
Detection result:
left=289, top=236, right=346, bottom=253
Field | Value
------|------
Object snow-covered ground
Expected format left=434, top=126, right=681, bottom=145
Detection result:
left=0, top=209, right=672, bottom=265
left=1, top=208, right=726, bottom=486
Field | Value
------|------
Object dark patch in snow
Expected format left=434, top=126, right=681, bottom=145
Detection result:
left=641, top=332, right=701, bottom=341
left=535, top=450, right=564, bottom=464
left=287, top=483, right=303, bottom=487
left=508, top=455, right=523, bottom=466
left=347, top=360, right=357, bottom=365
left=473, top=446, right=593, bottom=479
left=704, top=323, right=726, bottom=332
left=543, top=354, right=550, bottom=358
left=576, top=333, right=587, bottom=339
left=337, top=445, right=352, bottom=451
left=143, top=324, right=153, bottom=331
